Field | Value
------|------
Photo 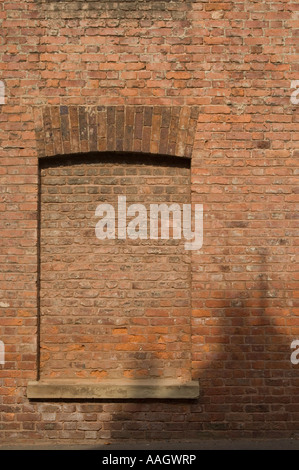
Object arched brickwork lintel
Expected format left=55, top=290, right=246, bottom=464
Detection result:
left=34, top=105, right=199, bottom=160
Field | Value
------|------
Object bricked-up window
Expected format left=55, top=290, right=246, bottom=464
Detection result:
left=38, top=153, right=192, bottom=386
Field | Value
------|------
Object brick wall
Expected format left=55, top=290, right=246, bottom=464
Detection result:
left=0, top=0, right=298, bottom=442
left=39, top=154, right=192, bottom=382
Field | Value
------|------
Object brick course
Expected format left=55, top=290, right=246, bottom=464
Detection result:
left=0, top=0, right=298, bottom=442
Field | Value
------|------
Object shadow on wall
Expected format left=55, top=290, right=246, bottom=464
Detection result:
left=31, top=175, right=299, bottom=440
left=29, top=148, right=299, bottom=440
left=29, top=248, right=298, bottom=440
left=101, top=252, right=298, bottom=440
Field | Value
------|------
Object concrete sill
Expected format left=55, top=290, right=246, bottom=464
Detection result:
left=27, top=379, right=199, bottom=400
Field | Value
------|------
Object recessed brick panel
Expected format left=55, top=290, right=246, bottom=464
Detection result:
left=39, top=154, right=192, bottom=381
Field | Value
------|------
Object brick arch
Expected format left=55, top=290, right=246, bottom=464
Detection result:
left=35, top=105, right=199, bottom=159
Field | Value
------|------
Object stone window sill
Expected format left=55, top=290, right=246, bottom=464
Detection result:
left=27, top=379, right=199, bottom=400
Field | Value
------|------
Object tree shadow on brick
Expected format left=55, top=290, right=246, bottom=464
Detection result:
left=194, top=252, right=298, bottom=438
left=102, top=251, right=298, bottom=441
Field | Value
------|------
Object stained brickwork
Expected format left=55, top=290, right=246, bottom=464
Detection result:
left=0, top=0, right=298, bottom=442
